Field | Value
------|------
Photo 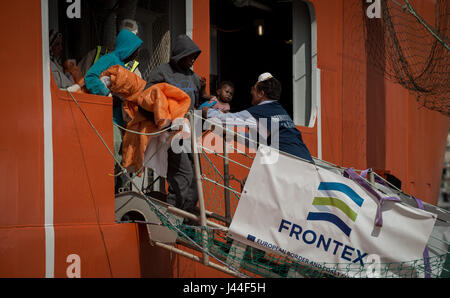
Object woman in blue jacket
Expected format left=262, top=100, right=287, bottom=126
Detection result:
left=85, top=29, right=143, bottom=193
left=85, top=29, right=143, bottom=97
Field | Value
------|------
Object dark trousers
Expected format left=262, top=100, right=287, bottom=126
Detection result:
left=166, top=148, right=199, bottom=214
left=113, top=125, right=130, bottom=193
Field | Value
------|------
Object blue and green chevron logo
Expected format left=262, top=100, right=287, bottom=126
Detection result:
left=307, top=182, right=365, bottom=237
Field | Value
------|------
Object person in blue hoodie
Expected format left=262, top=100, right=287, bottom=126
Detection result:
left=85, top=29, right=143, bottom=193
left=85, top=28, right=143, bottom=98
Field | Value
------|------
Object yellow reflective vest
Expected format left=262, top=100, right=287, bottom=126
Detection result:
left=93, top=46, right=139, bottom=72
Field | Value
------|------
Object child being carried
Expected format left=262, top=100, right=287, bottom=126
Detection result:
left=199, top=81, right=234, bottom=113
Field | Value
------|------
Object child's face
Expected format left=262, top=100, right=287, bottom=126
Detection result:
left=217, top=85, right=234, bottom=103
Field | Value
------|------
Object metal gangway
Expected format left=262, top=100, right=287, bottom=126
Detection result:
left=68, top=90, right=450, bottom=278
left=113, top=111, right=450, bottom=278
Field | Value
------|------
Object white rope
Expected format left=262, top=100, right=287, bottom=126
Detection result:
left=68, top=89, right=450, bottom=277
left=194, top=112, right=259, bottom=146
left=200, top=145, right=252, bottom=170
left=195, top=112, right=318, bottom=165
left=113, top=122, right=173, bottom=136
left=201, top=175, right=242, bottom=196
left=67, top=90, right=249, bottom=278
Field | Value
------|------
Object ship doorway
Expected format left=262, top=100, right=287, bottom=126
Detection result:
left=210, top=0, right=294, bottom=115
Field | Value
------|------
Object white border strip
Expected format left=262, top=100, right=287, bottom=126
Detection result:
left=41, top=0, right=55, bottom=278
left=186, top=0, right=193, bottom=39
left=316, top=68, right=322, bottom=160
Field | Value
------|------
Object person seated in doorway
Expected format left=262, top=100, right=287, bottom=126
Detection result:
left=49, top=29, right=81, bottom=91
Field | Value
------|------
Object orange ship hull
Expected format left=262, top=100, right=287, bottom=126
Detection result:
left=0, top=0, right=448, bottom=278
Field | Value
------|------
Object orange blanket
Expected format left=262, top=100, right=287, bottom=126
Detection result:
left=102, top=65, right=191, bottom=173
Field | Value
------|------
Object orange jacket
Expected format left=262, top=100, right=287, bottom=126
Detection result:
left=102, top=65, right=191, bottom=173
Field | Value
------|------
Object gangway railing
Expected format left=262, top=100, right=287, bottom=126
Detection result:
left=116, top=111, right=450, bottom=278
left=67, top=89, right=450, bottom=278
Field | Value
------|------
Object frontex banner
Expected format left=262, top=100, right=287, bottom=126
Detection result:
left=228, top=146, right=437, bottom=277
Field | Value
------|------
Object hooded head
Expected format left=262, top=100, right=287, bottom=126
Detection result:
left=170, top=35, right=201, bottom=70
left=113, top=29, right=143, bottom=62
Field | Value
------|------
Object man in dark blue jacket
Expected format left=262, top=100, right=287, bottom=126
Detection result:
left=202, top=73, right=314, bottom=163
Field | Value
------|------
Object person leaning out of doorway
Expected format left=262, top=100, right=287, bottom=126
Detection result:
left=84, top=28, right=143, bottom=193
left=78, top=19, right=142, bottom=79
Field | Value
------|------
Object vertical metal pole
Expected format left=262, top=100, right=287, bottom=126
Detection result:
left=369, top=169, right=375, bottom=185
left=223, top=131, right=231, bottom=225
left=189, top=112, right=209, bottom=265
left=159, top=177, right=166, bottom=193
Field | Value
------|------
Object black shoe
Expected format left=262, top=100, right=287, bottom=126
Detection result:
left=147, top=191, right=168, bottom=201
left=147, top=191, right=168, bottom=202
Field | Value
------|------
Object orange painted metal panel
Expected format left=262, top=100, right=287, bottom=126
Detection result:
left=0, top=228, right=45, bottom=277
left=53, top=224, right=141, bottom=278
left=0, top=0, right=448, bottom=279
left=173, top=245, right=235, bottom=278
left=193, top=0, right=210, bottom=92
left=317, top=0, right=449, bottom=205
left=50, top=81, right=144, bottom=277
left=298, top=126, right=318, bottom=158
left=385, top=82, right=409, bottom=187
left=342, top=0, right=368, bottom=170
left=310, top=0, right=345, bottom=166
left=51, top=84, right=115, bottom=225
left=133, top=224, right=175, bottom=278
left=311, top=0, right=340, bottom=72
left=0, top=1, right=46, bottom=276
left=0, top=1, right=45, bottom=228
left=320, top=69, right=342, bottom=165
left=405, top=92, right=449, bottom=204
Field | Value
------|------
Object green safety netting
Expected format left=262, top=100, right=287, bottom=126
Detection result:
left=67, top=0, right=450, bottom=275
left=134, top=126, right=450, bottom=278
left=363, top=0, right=450, bottom=116
left=68, top=86, right=449, bottom=278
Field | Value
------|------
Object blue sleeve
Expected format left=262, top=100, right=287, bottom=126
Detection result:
left=84, top=56, right=114, bottom=96
left=199, top=100, right=217, bottom=109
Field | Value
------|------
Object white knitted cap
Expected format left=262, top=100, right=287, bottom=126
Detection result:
left=258, top=72, right=273, bottom=82
left=120, top=19, right=138, bottom=34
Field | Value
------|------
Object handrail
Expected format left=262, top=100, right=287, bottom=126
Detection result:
left=189, top=111, right=209, bottom=266
left=68, top=89, right=449, bottom=278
